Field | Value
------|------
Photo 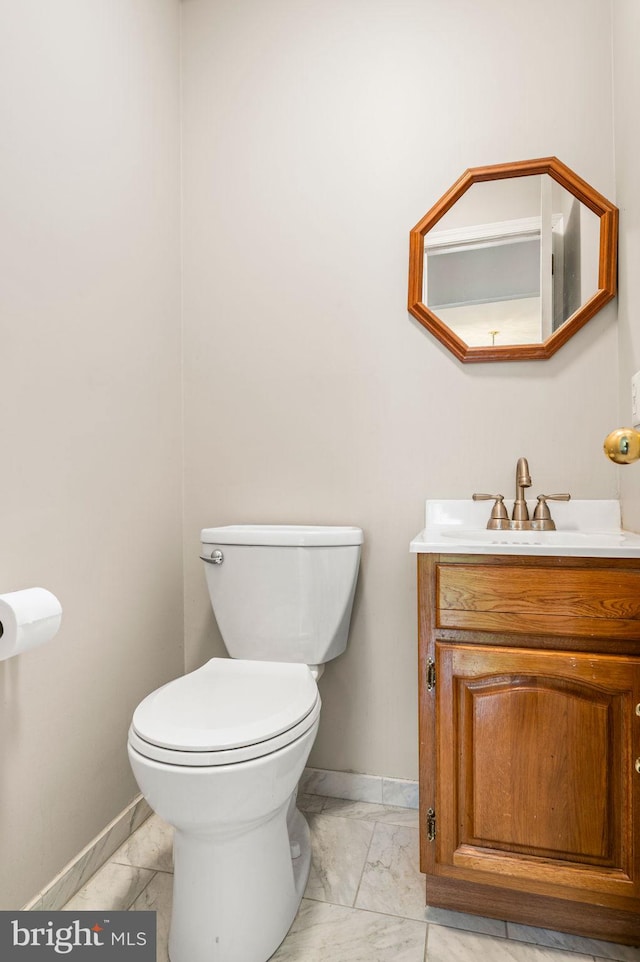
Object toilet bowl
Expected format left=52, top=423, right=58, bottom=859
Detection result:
left=127, top=524, right=362, bottom=962
left=128, top=660, right=319, bottom=962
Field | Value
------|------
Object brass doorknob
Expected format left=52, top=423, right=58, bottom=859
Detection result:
left=635, top=758, right=640, bottom=774
left=603, top=428, right=640, bottom=464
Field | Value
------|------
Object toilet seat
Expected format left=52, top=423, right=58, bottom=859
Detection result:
left=129, top=657, right=321, bottom=767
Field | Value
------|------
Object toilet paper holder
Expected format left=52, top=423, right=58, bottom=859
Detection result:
left=0, top=587, right=62, bottom=661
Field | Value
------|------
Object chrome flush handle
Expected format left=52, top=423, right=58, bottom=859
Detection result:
left=200, top=549, right=224, bottom=565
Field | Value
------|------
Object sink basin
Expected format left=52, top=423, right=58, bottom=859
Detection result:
left=410, top=500, right=640, bottom=558
left=440, top=529, right=627, bottom=547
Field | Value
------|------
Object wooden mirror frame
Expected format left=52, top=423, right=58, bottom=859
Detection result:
left=408, top=157, right=618, bottom=362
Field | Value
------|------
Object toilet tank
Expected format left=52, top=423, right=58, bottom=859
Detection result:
left=200, top=525, right=363, bottom=664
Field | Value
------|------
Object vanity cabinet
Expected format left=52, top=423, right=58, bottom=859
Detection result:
left=417, top=553, right=640, bottom=944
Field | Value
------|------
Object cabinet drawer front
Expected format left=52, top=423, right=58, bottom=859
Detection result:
left=437, top=564, right=640, bottom=638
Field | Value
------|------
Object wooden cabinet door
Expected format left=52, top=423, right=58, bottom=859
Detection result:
left=435, top=643, right=640, bottom=905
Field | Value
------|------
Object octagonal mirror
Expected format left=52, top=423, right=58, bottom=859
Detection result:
left=408, top=157, right=618, bottom=362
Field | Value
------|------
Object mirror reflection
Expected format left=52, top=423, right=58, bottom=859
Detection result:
left=408, top=157, right=618, bottom=362
left=423, top=175, right=600, bottom=348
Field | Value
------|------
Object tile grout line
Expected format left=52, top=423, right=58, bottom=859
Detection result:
left=423, top=923, right=631, bottom=962
left=351, top=819, right=379, bottom=911
left=125, top=869, right=159, bottom=912
left=111, top=858, right=173, bottom=873
left=503, top=924, right=637, bottom=961
left=304, top=892, right=431, bottom=929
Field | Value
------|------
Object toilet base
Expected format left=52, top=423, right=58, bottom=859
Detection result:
left=288, top=804, right=312, bottom=903
left=128, top=708, right=319, bottom=962
left=168, top=795, right=311, bottom=962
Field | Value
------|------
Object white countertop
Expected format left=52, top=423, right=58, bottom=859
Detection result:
left=410, top=499, right=640, bottom=558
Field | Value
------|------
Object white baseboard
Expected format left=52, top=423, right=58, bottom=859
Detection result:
left=23, top=795, right=152, bottom=911
left=300, top=767, right=418, bottom=809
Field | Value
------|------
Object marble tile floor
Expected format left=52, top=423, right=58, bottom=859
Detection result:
left=63, top=793, right=640, bottom=962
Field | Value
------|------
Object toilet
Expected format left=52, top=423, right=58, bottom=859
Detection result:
left=127, top=524, right=363, bottom=962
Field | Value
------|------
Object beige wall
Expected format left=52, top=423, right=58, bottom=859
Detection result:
left=613, top=0, right=640, bottom=531
left=181, top=0, right=619, bottom=781
left=2, top=0, right=627, bottom=909
left=0, top=0, right=183, bottom=908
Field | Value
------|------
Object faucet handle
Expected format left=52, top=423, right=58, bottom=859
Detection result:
left=533, top=493, right=571, bottom=526
left=472, top=493, right=509, bottom=526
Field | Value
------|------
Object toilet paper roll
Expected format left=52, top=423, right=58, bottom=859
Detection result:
left=0, top=588, right=63, bottom=662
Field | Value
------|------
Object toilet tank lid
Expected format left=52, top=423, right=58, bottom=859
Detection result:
left=200, top=524, right=363, bottom=547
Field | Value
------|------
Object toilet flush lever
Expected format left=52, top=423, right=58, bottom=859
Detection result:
left=200, top=550, right=224, bottom=565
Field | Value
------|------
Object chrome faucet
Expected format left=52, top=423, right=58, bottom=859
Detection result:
left=473, top=458, right=570, bottom=531
left=512, top=457, right=532, bottom=525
